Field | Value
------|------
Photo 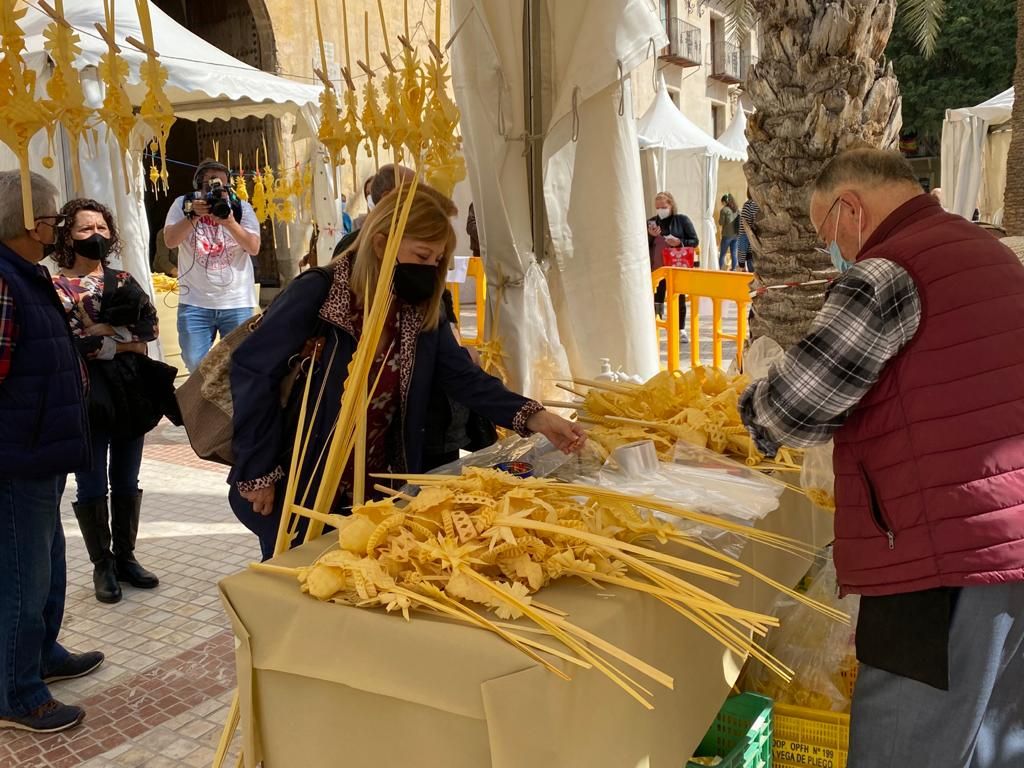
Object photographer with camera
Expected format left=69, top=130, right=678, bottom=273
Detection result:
left=163, top=160, right=261, bottom=372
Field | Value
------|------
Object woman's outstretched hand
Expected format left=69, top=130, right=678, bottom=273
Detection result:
left=526, top=410, right=587, bottom=454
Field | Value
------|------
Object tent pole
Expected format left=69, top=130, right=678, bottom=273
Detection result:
left=524, top=0, right=546, bottom=263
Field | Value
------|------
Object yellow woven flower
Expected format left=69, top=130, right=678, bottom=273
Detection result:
left=132, top=0, right=175, bottom=194
left=339, top=82, right=364, bottom=189
left=360, top=72, right=385, bottom=169
left=233, top=158, right=250, bottom=203
left=398, top=43, right=425, bottom=161
left=379, top=67, right=407, bottom=159
left=421, top=50, right=465, bottom=197
left=95, top=0, right=136, bottom=193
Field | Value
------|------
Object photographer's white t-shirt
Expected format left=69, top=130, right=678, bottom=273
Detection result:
left=165, top=197, right=262, bottom=310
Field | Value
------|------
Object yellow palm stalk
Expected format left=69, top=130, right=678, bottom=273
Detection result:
left=358, top=12, right=385, bottom=170
left=397, top=35, right=425, bottom=162
left=39, top=0, right=93, bottom=195
left=0, top=0, right=54, bottom=227
left=421, top=42, right=466, bottom=197
left=312, top=0, right=344, bottom=173
left=233, top=155, right=249, bottom=202
left=339, top=70, right=364, bottom=194
left=250, top=150, right=267, bottom=223
left=94, top=0, right=136, bottom=194
left=128, top=0, right=175, bottom=195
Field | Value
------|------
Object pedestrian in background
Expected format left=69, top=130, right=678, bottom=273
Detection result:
left=718, top=193, right=740, bottom=270
left=737, top=191, right=760, bottom=272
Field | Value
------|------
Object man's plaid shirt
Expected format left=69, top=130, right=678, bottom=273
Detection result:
left=739, top=258, right=921, bottom=457
left=0, top=275, right=18, bottom=385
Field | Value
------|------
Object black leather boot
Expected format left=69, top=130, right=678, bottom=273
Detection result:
left=111, top=491, right=159, bottom=589
left=72, top=499, right=121, bottom=604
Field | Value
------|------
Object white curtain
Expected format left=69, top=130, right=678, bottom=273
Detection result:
left=544, top=77, right=660, bottom=380
left=941, top=115, right=989, bottom=219
left=982, top=129, right=1012, bottom=225
left=702, top=152, right=720, bottom=271
left=450, top=0, right=573, bottom=401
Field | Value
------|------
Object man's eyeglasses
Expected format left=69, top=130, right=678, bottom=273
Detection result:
left=34, top=214, right=67, bottom=228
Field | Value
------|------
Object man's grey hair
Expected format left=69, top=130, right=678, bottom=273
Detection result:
left=813, top=148, right=921, bottom=196
left=0, top=170, right=60, bottom=241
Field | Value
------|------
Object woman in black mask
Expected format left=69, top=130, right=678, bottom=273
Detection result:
left=52, top=199, right=162, bottom=603
left=229, top=183, right=585, bottom=559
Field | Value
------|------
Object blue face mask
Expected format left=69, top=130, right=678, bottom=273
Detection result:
left=818, top=197, right=861, bottom=274
left=828, top=240, right=851, bottom=273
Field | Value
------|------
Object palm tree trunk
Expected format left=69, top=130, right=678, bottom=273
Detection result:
left=745, top=0, right=901, bottom=347
left=1002, top=0, right=1024, bottom=236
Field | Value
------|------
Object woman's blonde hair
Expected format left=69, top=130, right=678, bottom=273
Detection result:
left=654, top=191, right=677, bottom=215
left=342, top=183, right=457, bottom=330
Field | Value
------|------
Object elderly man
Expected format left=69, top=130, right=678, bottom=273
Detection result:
left=740, top=148, right=1024, bottom=768
left=0, top=171, right=104, bottom=733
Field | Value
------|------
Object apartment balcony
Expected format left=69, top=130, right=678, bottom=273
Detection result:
left=661, top=17, right=701, bottom=68
left=709, top=40, right=743, bottom=84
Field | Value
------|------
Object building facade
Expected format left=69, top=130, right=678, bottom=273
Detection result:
left=632, top=0, right=759, bottom=140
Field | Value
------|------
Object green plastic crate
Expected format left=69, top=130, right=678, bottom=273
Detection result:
left=687, top=693, right=773, bottom=768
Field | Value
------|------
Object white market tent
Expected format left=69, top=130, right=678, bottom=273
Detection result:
left=941, top=87, right=1013, bottom=223
left=717, top=107, right=749, bottom=160
left=637, top=78, right=745, bottom=270
left=451, top=0, right=664, bottom=395
left=1, top=0, right=335, bottom=326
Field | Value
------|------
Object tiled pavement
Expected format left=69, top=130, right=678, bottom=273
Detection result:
left=0, top=422, right=253, bottom=768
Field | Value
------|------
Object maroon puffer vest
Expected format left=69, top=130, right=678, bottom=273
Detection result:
left=833, top=194, right=1024, bottom=597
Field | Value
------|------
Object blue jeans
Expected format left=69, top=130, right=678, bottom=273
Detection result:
left=719, top=237, right=739, bottom=270
left=0, top=476, right=71, bottom=716
left=75, top=430, right=144, bottom=503
left=178, top=304, right=254, bottom=373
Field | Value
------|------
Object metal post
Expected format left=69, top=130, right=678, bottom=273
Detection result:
left=524, top=0, right=546, bottom=263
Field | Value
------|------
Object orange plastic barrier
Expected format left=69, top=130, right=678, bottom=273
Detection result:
left=651, top=267, right=751, bottom=371
left=447, top=256, right=486, bottom=346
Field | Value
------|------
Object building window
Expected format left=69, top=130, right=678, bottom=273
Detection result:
left=711, top=103, right=725, bottom=138
left=710, top=15, right=723, bottom=70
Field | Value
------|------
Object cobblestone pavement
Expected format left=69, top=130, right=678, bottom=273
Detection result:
left=0, top=422, right=251, bottom=768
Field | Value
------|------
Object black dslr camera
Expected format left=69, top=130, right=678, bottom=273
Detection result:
left=184, top=178, right=236, bottom=220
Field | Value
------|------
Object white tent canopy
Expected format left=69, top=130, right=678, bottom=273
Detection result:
left=717, top=107, right=749, bottom=161
left=452, top=0, right=663, bottom=396
left=638, top=78, right=743, bottom=269
left=0, top=0, right=334, bottom=359
left=20, top=1, right=323, bottom=124
left=941, top=86, right=1013, bottom=222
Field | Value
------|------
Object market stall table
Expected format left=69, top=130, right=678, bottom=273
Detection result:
left=219, top=491, right=833, bottom=768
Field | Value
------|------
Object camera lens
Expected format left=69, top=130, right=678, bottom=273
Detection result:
left=210, top=198, right=231, bottom=219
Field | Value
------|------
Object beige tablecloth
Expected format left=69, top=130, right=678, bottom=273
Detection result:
left=219, top=491, right=833, bottom=768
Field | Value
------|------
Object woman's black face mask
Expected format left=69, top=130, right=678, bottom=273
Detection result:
left=392, top=262, right=437, bottom=304
left=72, top=233, right=112, bottom=262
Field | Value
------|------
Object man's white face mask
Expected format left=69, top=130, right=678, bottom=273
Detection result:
left=366, top=195, right=376, bottom=211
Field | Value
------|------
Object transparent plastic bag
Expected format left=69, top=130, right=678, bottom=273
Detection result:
left=800, top=441, right=835, bottom=512
left=423, top=433, right=587, bottom=480
left=739, top=551, right=858, bottom=712
left=742, top=336, right=785, bottom=381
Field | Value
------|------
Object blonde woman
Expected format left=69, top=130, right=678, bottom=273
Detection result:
left=229, top=184, right=585, bottom=559
left=647, top=191, right=698, bottom=332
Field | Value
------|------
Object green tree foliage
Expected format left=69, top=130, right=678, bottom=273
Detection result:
left=887, top=0, right=1017, bottom=144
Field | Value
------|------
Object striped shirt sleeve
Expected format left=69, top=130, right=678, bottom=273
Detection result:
left=739, top=258, right=921, bottom=457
